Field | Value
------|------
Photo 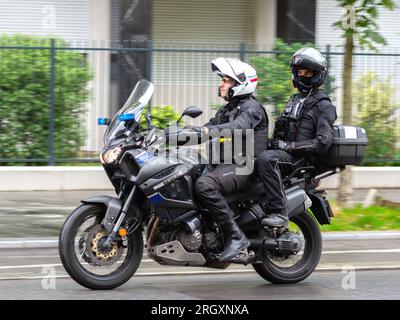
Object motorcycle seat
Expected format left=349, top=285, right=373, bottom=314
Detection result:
left=225, top=182, right=265, bottom=203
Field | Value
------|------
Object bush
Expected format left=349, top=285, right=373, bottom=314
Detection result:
left=141, top=105, right=182, bottom=129
left=0, top=35, right=92, bottom=165
left=353, top=72, right=399, bottom=164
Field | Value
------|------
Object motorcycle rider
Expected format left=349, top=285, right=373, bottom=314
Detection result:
left=257, top=47, right=337, bottom=228
left=194, top=57, right=269, bottom=262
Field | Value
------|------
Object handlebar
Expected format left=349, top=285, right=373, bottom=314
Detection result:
left=165, top=127, right=203, bottom=146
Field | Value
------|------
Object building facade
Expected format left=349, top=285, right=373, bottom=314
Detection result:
left=1, top=0, right=399, bottom=152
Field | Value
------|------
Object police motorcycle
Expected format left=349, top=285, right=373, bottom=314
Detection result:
left=59, top=79, right=367, bottom=290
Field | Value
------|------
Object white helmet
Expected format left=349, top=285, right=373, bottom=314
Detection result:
left=211, top=57, right=258, bottom=99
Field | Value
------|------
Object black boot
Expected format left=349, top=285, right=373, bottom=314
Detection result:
left=261, top=212, right=289, bottom=228
left=218, top=219, right=251, bottom=262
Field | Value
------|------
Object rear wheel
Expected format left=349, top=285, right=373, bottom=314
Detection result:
left=252, top=211, right=322, bottom=284
left=59, top=204, right=143, bottom=290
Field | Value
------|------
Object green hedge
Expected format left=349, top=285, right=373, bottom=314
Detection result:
left=0, top=35, right=92, bottom=164
left=141, top=105, right=182, bottom=129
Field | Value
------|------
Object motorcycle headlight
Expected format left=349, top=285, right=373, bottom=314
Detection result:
left=100, top=146, right=122, bottom=164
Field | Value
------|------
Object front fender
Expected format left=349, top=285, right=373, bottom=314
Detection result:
left=81, top=195, right=115, bottom=206
left=81, top=196, right=122, bottom=233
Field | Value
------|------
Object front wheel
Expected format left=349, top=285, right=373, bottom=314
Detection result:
left=59, top=204, right=143, bottom=290
left=252, top=211, right=322, bottom=284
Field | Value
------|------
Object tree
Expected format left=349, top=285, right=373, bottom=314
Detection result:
left=333, top=0, right=395, bottom=207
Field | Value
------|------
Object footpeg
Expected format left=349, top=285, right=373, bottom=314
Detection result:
left=223, top=249, right=255, bottom=264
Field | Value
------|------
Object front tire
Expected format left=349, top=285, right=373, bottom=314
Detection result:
left=59, top=204, right=143, bottom=290
left=252, top=211, right=322, bottom=284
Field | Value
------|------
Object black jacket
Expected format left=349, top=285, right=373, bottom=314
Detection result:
left=274, top=89, right=337, bottom=156
left=205, top=95, right=269, bottom=158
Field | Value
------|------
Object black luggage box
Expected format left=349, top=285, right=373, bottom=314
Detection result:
left=317, top=125, right=368, bottom=166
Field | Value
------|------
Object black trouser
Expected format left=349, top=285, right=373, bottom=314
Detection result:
left=195, top=164, right=254, bottom=226
left=255, top=150, right=304, bottom=214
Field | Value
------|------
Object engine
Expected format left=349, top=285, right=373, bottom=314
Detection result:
left=177, top=229, right=203, bottom=252
left=149, top=216, right=222, bottom=250
left=152, top=225, right=222, bottom=253
left=146, top=215, right=225, bottom=267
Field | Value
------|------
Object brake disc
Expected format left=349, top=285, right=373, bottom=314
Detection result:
left=80, top=224, right=124, bottom=266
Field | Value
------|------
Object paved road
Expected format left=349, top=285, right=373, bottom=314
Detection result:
left=0, top=189, right=399, bottom=238
left=0, top=237, right=399, bottom=299
left=1, top=237, right=400, bottom=280
left=0, top=190, right=116, bottom=237
left=1, top=189, right=399, bottom=300
left=0, top=270, right=399, bottom=300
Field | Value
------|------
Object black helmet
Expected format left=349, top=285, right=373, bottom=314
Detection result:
left=290, top=47, right=327, bottom=93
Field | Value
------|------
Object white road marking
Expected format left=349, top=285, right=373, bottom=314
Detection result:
left=0, top=260, right=156, bottom=270
left=0, top=263, right=63, bottom=270
left=0, top=207, right=75, bottom=212
left=323, top=249, right=400, bottom=254
left=1, top=255, right=60, bottom=259
left=1, top=248, right=400, bottom=270
left=22, top=214, right=65, bottom=218
left=3, top=249, right=400, bottom=260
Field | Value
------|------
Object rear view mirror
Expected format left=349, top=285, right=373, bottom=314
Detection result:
left=177, top=106, right=203, bottom=124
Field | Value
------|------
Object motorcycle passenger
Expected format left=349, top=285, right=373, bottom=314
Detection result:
left=194, top=57, right=269, bottom=262
left=256, top=47, right=337, bottom=228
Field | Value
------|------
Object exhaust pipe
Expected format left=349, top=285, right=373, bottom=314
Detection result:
left=249, top=232, right=303, bottom=255
left=286, top=186, right=312, bottom=218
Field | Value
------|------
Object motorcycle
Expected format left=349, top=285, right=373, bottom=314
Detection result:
left=59, top=79, right=368, bottom=290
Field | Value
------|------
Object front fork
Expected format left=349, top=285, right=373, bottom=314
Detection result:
left=102, top=185, right=137, bottom=250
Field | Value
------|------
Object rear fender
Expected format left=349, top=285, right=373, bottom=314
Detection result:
left=307, top=189, right=334, bottom=225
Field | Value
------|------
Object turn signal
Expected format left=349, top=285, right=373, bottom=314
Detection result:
left=118, top=228, right=127, bottom=237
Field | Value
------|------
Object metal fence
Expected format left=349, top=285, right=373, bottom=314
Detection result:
left=0, top=38, right=399, bottom=165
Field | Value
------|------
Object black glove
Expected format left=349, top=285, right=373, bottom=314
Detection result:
left=272, top=139, right=294, bottom=151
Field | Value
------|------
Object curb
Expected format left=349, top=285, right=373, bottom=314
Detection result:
left=1, top=231, right=400, bottom=249
left=0, top=239, right=59, bottom=249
